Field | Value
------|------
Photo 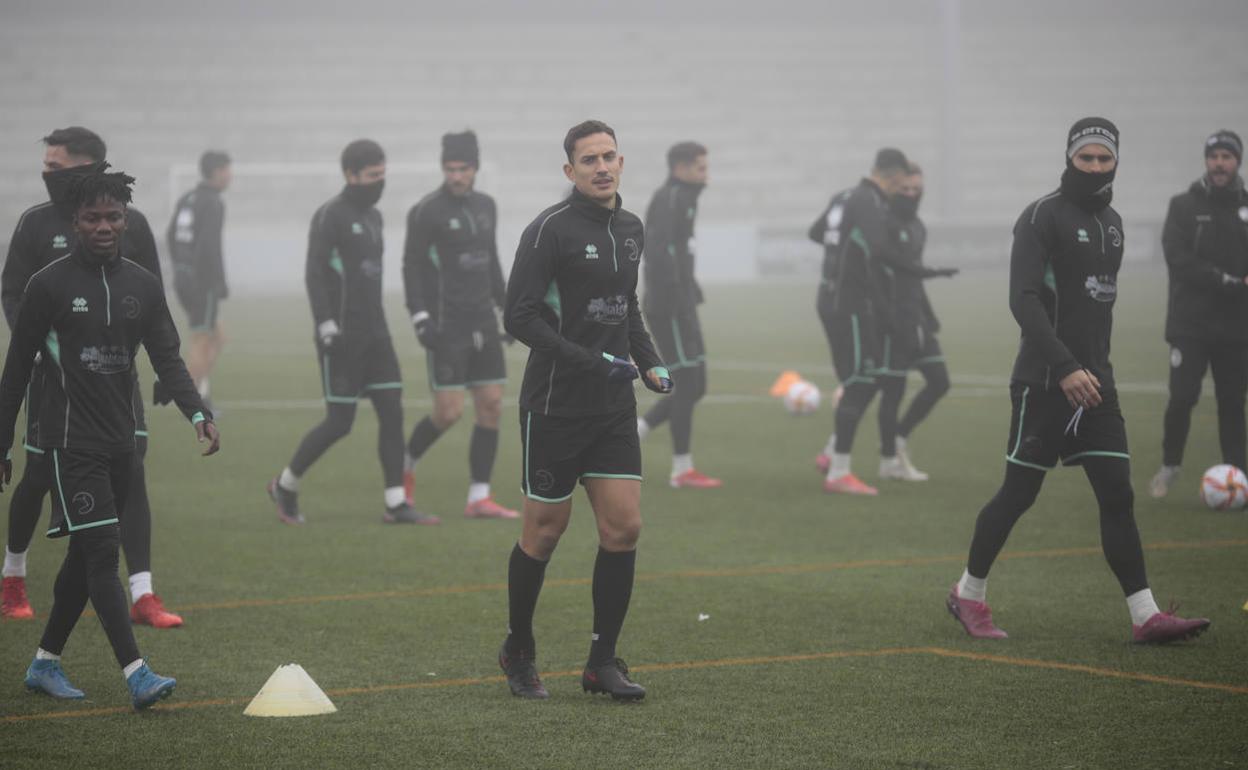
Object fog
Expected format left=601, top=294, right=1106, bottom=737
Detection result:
left=3, top=0, right=1246, bottom=290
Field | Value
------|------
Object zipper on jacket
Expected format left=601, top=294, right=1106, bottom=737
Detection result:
left=461, top=206, right=478, bottom=236
left=101, top=267, right=112, bottom=326
left=1093, top=214, right=1106, bottom=256
left=607, top=212, right=618, bottom=272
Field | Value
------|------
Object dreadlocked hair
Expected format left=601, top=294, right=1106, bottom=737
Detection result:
left=67, top=167, right=135, bottom=213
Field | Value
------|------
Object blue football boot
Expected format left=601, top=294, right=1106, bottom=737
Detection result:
left=126, top=661, right=176, bottom=710
left=24, top=659, right=85, bottom=699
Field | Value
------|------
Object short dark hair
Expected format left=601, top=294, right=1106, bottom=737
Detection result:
left=907, top=161, right=924, bottom=176
left=200, top=150, right=231, bottom=179
left=873, top=147, right=910, bottom=175
left=667, top=141, right=707, bottom=171
left=42, top=126, right=106, bottom=163
left=68, top=169, right=135, bottom=213
left=563, top=120, right=616, bottom=161
left=341, top=139, right=385, bottom=174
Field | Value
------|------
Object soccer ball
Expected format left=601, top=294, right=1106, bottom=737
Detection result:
left=783, top=380, right=821, bottom=415
left=1199, top=464, right=1248, bottom=511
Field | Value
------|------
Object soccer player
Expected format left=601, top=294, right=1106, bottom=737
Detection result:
left=268, top=139, right=436, bottom=525
left=497, top=120, right=671, bottom=701
left=809, top=148, right=913, bottom=496
left=945, top=118, right=1210, bottom=644
left=0, top=169, right=218, bottom=708
left=874, top=163, right=957, bottom=481
left=1, top=127, right=183, bottom=628
left=1148, top=130, right=1248, bottom=497
left=164, top=150, right=231, bottom=411
left=637, top=141, right=721, bottom=488
left=402, top=131, right=517, bottom=519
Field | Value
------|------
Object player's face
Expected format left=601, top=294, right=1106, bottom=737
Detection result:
left=209, top=165, right=232, bottom=191
left=673, top=154, right=709, bottom=185
left=43, top=145, right=96, bottom=173
left=443, top=161, right=477, bottom=196
left=563, top=133, right=623, bottom=206
left=897, top=173, right=923, bottom=199
left=74, top=197, right=127, bottom=257
left=346, top=163, right=386, bottom=186
left=1205, top=148, right=1239, bottom=188
left=1071, top=144, right=1117, bottom=174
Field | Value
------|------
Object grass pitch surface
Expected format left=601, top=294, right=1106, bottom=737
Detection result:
left=1, top=266, right=1245, bottom=769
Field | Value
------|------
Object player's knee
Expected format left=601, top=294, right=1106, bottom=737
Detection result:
left=928, top=367, right=951, bottom=397
left=323, top=412, right=356, bottom=440
left=475, top=397, right=503, bottom=426
left=77, top=526, right=121, bottom=575
left=434, top=401, right=464, bottom=427
left=598, top=515, right=641, bottom=551
left=1098, top=483, right=1134, bottom=519
left=1167, top=384, right=1200, bottom=410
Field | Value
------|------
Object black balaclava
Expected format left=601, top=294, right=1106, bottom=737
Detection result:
left=891, top=191, right=921, bottom=222
left=44, top=161, right=108, bottom=214
left=441, top=131, right=480, bottom=168
left=343, top=178, right=384, bottom=208
left=1060, top=117, right=1118, bottom=213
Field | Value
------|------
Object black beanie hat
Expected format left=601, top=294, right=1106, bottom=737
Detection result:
left=1205, top=129, right=1242, bottom=163
left=442, top=131, right=479, bottom=167
left=1066, top=117, right=1119, bottom=160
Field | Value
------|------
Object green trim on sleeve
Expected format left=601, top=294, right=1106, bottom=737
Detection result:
left=191, top=412, right=206, bottom=425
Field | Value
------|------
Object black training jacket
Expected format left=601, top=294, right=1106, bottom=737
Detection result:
left=306, top=188, right=389, bottom=340
left=403, top=185, right=505, bottom=333
left=642, top=177, right=704, bottom=317
left=1008, top=189, right=1125, bottom=390
left=3, top=202, right=161, bottom=328
left=808, top=187, right=854, bottom=291
left=887, top=214, right=940, bottom=334
left=1161, top=176, right=1248, bottom=344
left=0, top=248, right=206, bottom=454
left=814, top=179, right=912, bottom=320
left=166, top=183, right=228, bottom=297
left=505, top=189, right=663, bottom=417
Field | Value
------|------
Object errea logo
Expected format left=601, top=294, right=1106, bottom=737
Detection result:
left=449, top=218, right=462, bottom=230
left=351, top=222, right=364, bottom=235
left=52, top=235, right=68, bottom=249
left=72, top=297, right=89, bottom=313
left=584, top=244, right=599, bottom=260
left=1076, top=228, right=1090, bottom=243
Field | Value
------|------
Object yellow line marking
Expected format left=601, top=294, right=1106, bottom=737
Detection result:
left=4, top=645, right=1243, bottom=723
left=168, top=538, right=1248, bottom=613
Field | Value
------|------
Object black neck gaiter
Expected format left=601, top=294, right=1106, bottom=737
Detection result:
left=343, top=180, right=384, bottom=209
left=1060, top=165, right=1115, bottom=213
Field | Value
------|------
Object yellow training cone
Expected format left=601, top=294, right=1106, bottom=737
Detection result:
left=770, top=370, right=803, bottom=398
left=244, top=664, right=338, bottom=717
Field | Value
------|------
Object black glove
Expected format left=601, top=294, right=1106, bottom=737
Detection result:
left=318, top=320, right=342, bottom=349
left=642, top=366, right=674, bottom=394
left=411, top=312, right=437, bottom=349
left=926, top=267, right=959, bottom=279
left=601, top=353, right=639, bottom=383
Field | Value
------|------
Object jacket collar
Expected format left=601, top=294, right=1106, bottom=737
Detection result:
left=567, top=187, right=620, bottom=223
left=71, top=244, right=123, bottom=273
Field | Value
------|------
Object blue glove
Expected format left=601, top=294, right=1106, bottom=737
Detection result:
left=643, top=366, right=674, bottom=394
left=602, top=353, right=639, bottom=383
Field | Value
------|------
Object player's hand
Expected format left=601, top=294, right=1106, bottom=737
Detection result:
left=0, top=449, right=11, bottom=493
left=1059, top=368, right=1102, bottom=410
left=196, top=419, right=221, bottom=456
left=411, top=312, right=437, bottom=348
left=318, top=320, right=341, bottom=349
left=643, top=366, right=674, bottom=394
left=602, top=353, right=639, bottom=383
left=930, top=267, right=959, bottom=278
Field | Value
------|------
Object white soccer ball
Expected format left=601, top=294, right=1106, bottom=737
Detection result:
left=1199, top=464, right=1248, bottom=511
left=784, top=380, right=821, bottom=415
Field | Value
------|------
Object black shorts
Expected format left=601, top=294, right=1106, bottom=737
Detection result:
left=427, top=328, right=506, bottom=390
left=880, top=324, right=944, bottom=377
left=1004, top=383, right=1129, bottom=471
left=319, top=336, right=402, bottom=403
left=519, top=407, right=641, bottom=503
left=175, top=277, right=222, bottom=333
left=818, top=295, right=881, bottom=386
left=47, top=449, right=132, bottom=539
left=647, top=308, right=706, bottom=371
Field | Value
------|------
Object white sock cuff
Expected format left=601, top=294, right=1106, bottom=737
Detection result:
left=3, top=548, right=27, bottom=578
left=1126, top=588, right=1161, bottom=626
left=128, top=571, right=153, bottom=604
left=672, top=454, right=693, bottom=476
left=467, top=482, right=491, bottom=504
left=957, top=569, right=988, bottom=602
left=35, top=648, right=60, bottom=661
left=384, top=487, right=407, bottom=509
left=123, top=659, right=144, bottom=679
left=278, top=468, right=300, bottom=492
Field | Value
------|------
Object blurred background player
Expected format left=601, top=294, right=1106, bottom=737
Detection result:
left=874, top=162, right=957, bottom=482
left=637, top=141, right=721, bottom=489
left=268, top=139, right=437, bottom=526
left=0, top=169, right=218, bottom=708
left=0, top=127, right=183, bottom=628
left=498, top=120, right=671, bottom=702
left=1149, top=129, right=1248, bottom=497
left=945, top=118, right=1210, bottom=644
left=402, top=131, right=517, bottom=520
left=164, top=149, right=231, bottom=413
left=809, top=148, right=912, bottom=496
